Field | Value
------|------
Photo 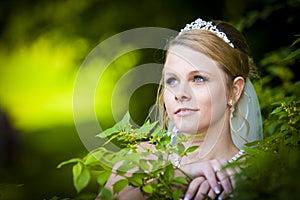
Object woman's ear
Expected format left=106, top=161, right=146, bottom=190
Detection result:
left=232, top=76, right=245, bottom=103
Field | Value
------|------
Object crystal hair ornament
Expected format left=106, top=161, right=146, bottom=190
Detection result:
left=180, top=18, right=234, bottom=48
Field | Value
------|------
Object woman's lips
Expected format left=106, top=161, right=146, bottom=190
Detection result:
left=174, top=108, right=199, bottom=117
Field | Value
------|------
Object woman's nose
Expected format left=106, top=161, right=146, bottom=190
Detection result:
left=174, top=82, right=191, bottom=101
left=175, top=94, right=190, bottom=101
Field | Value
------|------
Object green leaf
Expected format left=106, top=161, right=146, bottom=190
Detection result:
left=140, top=159, right=149, bottom=171
left=172, top=177, right=188, bottom=185
left=97, top=161, right=113, bottom=171
left=280, top=123, right=290, bottom=132
left=72, top=163, right=91, bottom=193
left=177, top=143, right=185, bottom=156
left=102, top=152, right=115, bottom=164
left=291, top=35, right=300, bottom=46
left=83, top=155, right=98, bottom=165
left=113, top=179, right=128, bottom=194
left=129, top=173, right=146, bottom=187
left=99, top=187, right=113, bottom=200
left=117, top=163, right=137, bottom=175
left=96, top=126, right=119, bottom=138
left=136, top=120, right=158, bottom=134
left=142, top=184, right=153, bottom=194
left=172, top=188, right=183, bottom=200
left=243, top=147, right=263, bottom=155
left=125, top=152, right=140, bottom=163
left=96, top=112, right=133, bottom=139
left=72, top=162, right=83, bottom=181
left=111, top=149, right=130, bottom=164
left=102, top=134, right=120, bottom=145
left=149, top=160, right=160, bottom=171
left=271, top=106, right=283, bottom=115
left=57, top=158, right=83, bottom=168
left=167, top=165, right=174, bottom=181
left=285, top=48, right=300, bottom=61
left=97, top=171, right=112, bottom=186
left=151, top=126, right=165, bottom=138
left=117, top=112, right=131, bottom=132
left=84, top=148, right=107, bottom=165
left=184, top=145, right=199, bottom=154
left=153, top=151, right=164, bottom=163
left=76, top=168, right=91, bottom=193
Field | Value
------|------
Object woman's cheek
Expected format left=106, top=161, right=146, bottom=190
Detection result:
left=163, top=91, right=173, bottom=115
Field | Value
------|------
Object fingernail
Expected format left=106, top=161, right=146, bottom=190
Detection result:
left=218, top=197, right=222, bottom=200
left=184, top=194, right=190, bottom=200
left=214, top=186, right=221, bottom=194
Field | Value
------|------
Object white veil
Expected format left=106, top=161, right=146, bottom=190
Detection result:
left=230, top=79, right=263, bottom=149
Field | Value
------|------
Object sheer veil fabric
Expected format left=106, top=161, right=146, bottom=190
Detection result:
left=230, top=79, right=263, bottom=149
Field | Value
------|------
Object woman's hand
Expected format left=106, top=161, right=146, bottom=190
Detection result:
left=180, top=159, right=238, bottom=200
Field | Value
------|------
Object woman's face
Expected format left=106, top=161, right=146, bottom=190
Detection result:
left=163, top=45, right=230, bottom=135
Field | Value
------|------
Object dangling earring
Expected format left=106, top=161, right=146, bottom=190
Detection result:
left=229, top=99, right=238, bottom=135
left=229, top=99, right=235, bottom=119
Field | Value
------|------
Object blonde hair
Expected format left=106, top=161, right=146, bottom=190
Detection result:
left=156, top=20, right=258, bottom=129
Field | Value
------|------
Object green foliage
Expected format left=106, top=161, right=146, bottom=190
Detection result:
left=59, top=112, right=197, bottom=199
left=72, top=163, right=91, bottom=193
left=232, top=97, right=300, bottom=200
left=97, top=112, right=155, bottom=148
left=253, top=34, right=300, bottom=120
left=262, top=97, right=300, bottom=149
left=229, top=34, right=300, bottom=199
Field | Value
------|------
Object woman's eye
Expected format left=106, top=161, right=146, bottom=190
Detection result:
left=193, top=75, right=206, bottom=83
left=165, top=77, right=177, bottom=85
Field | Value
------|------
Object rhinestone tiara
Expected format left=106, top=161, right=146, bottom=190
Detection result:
left=179, top=18, right=234, bottom=48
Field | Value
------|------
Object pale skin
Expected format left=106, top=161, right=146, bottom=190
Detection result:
left=103, top=45, right=245, bottom=200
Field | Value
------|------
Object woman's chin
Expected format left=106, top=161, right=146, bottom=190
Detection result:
left=175, top=125, right=199, bottom=135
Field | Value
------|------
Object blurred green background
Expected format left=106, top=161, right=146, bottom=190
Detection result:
left=0, top=0, right=299, bottom=199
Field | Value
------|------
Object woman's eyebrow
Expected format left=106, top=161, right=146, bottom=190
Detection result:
left=163, top=69, right=212, bottom=77
left=162, top=68, right=177, bottom=75
left=189, top=70, right=212, bottom=76
left=163, top=72, right=178, bottom=78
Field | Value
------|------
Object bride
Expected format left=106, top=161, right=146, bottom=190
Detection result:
left=104, top=18, right=263, bottom=200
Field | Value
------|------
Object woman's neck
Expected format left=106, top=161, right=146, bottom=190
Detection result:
left=181, top=113, right=239, bottom=163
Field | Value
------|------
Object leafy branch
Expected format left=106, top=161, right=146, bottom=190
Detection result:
left=58, top=112, right=198, bottom=199
left=232, top=96, right=300, bottom=200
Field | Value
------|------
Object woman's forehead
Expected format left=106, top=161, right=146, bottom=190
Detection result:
left=164, top=45, right=221, bottom=74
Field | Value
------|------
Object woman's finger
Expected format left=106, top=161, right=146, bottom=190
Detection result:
left=218, top=190, right=226, bottom=200
left=216, top=169, right=233, bottom=193
left=225, top=166, right=237, bottom=188
left=206, top=187, right=218, bottom=200
left=215, top=159, right=236, bottom=194
left=184, top=176, right=205, bottom=200
left=193, top=180, right=210, bottom=200
left=202, top=160, right=223, bottom=195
